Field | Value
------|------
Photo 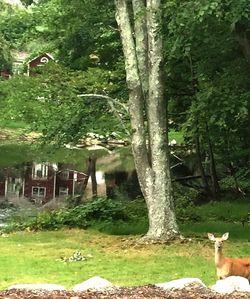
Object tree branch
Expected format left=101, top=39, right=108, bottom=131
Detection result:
left=77, top=93, right=129, bottom=135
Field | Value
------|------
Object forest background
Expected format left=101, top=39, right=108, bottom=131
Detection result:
left=0, top=0, right=249, bottom=246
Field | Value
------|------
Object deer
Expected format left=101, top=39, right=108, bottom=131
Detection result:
left=208, top=232, right=250, bottom=281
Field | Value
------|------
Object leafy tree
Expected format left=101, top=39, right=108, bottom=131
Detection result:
left=163, top=0, right=250, bottom=196
left=2, top=0, right=250, bottom=239
left=1, top=0, right=180, bottom=241
left=0, top=1, right=13, bottom=71
left=0, top=1, right=35, bottom=49
left=1, top=62, right=128, bottom=142
left=0, top=35, right=12, bottom=72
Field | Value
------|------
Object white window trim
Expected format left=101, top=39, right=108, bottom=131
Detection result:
left=32, top=163, right=48, bottom=179
left=32, top=186, right=46, bottom=198
left=59, top=187, right=69, bottom=196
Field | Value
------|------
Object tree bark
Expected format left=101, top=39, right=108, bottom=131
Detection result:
left=89, top=156, right=97, bottom=197
left=205, top=123, right=220, bottom=197
left=79, top=156, right=97, bottom=200
left=195, top=128, right=210, bottom=194
left=115, top=0, right=179, bottom=240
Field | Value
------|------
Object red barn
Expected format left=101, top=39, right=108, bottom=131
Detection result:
left=0, top=162, right=86, bottom=204
left=27, top=53, right=54, bottom=76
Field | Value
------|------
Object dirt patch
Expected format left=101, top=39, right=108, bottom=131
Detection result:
left=0, top=286, right=249, bottom=299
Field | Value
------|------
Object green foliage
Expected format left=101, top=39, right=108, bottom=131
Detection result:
left=0, top=143, right=90, bottom=168
left=1, top=0, right=250, bottom=205
left=173, top=183, right=201, bottom=222
left=164, top=0, right=250, bottom=193
left=181, top=221, right=250, bottom=240
left=168, top=130, right=184, bottom=144
left=25, top=0, right=120, bottom=71
left=8, top=197, right=128, bottom=231
left=195, top=200, right=250, bottom=224
left=220, top=168, right=250, bottom=191
left=0, top=35, right=12, bottom=70
left=0, top=1, right=13, bottom=70
left=0, top=8, right=33, bottom=48
left=0, top=62, right=128, bottom=144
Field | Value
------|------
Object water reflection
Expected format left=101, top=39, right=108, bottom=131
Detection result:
left=0, top=150, right=141, bottom=204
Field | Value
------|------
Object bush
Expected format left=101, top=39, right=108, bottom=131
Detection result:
left=6, top=197, right=128, bottom=231
left=173, top=183, right=202, bottom=222
left=220, top=167, right=250, bottom=192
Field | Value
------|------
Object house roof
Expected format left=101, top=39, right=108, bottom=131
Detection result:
left=27, top=53, right=54, bottom=64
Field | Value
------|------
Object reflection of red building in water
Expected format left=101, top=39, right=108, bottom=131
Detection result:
left=0, top=162, right=86, bottom=203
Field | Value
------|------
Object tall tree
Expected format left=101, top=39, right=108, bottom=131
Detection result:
left=115, top=0, right=179, bottom=240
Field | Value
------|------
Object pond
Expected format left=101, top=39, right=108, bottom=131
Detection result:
left=0, top=144, right=142, bottom=206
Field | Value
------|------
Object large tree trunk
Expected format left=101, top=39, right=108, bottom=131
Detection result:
left=115, top=0, right=179, bottom=240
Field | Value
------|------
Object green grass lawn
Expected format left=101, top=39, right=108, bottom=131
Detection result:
left=0, top=196, right=248, bottom=291
left=0, top=225, right=249, bottom=290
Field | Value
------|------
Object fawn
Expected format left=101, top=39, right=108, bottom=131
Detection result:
left=208, top=232, right=250, bottom=280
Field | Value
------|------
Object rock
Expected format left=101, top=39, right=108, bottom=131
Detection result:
left=169, top=139, right=177, bottom=146
left=72, top=276, right=113, bottom=292
left=7, top=284, right=66, bottom=291
left=211, top=276, right=250, bottom=294
left=155, top=278, right=207, bottom=290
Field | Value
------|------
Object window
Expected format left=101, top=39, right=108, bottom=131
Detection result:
left=32, top=163, right=48, bottom=179
left=7, top=178, right=22, bottom=194
left=32, top=186, right=46, bottom=198
left=59, top=187, right=68, bottom=196
left=12, top=62, right=24, bottom=75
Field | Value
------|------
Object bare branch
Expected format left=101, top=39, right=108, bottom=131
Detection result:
left=77, top=93, right=129, bottom=135
left=77, top=93, right=128, bottom=112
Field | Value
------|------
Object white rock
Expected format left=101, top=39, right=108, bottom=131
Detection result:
left=211, top=276, right=250, bottom=294
left=72, top=276, right=113, bottom=292
left=169, top=139, right=177, bottom=146
left=155, top=278, right=206, bottom=290
left=7, top=284, right=66, bottom=291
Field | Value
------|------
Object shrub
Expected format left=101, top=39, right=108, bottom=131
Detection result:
left=173, top=183, right=202, bottom=222
left=220, top=167, right=250, bottom=192
left=6, top=197, right=128, bottom=231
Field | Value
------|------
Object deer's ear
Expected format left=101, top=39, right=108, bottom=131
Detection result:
left=222, top=232, right=229, bottom=240
left=208, top=233, right=215, bottom=241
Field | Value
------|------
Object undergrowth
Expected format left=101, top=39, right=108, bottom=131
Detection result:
left=3, top=193, right=249, bottom=238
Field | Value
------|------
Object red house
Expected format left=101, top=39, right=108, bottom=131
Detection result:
left=27, top=53, right=54, bottom=76
left=0, top=162, right=86, bottom=204
left=1, top=52, right=54, bottom=79
left=24, top=162, right=86, bottom=203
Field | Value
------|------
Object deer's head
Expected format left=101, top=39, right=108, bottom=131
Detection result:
left=208, top=232, right=229, bottom=250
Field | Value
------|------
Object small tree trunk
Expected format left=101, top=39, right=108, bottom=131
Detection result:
left=188, top=54, right=211, bottom=195
left=89, top=156, right=97, bottom=197
left=205, top=123, right=220, bottom=196
left=79, top=156, right=97, bottom=200
left=195, top=128, right=210, bottom=194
